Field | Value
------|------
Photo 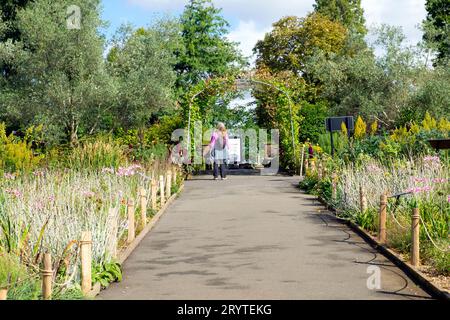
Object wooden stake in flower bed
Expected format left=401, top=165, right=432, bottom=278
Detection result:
left=378, top=194, right=387, bottom=244
left=166, top=171, right=172, bottom=199
left=173, top=168, right=177, bottom=186
left=42, top=253, right=53, bottom=300
left=107, top=207, right=119, bottom=259
left=359, top=186, right=367, bottom=213
left=127, top=199, right=135, bottom=244
left=159, top=175, right=165, bottom=206
left=151, top=179, right=157, bottom=211
left=317, top=162, right=323, bottom=180
left=411, top=207, right=420, bottom=267
left=139, top=188, right=147, bottom=228
left=310, top=160, right=316, bottom=174
left=331, top=173, right=337, bottom=201
left=80, top=231, right=92, bottom=295
left=0, top=289, right=7, bottom=300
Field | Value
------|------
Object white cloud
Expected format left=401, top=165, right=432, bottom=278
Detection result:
left=227, top=20, right=271, bottom=63
left=362, top=0, right=426, bottom=45
left=126, top=0, right=428, bottom=58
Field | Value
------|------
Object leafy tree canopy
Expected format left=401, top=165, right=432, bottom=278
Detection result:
left=175, top=0, right=244, bottom=92
left=314, top=0, right=367, bottom=36
left=422, top=0, right=450, bottom=64
left=254, top=13, right=348, bottom=75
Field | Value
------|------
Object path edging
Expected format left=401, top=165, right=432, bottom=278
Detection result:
left=315, top=195, right=450, bottom=301
left=117, top=183, right=185, bottom=265
left=93, top=183, right=185, bottom=298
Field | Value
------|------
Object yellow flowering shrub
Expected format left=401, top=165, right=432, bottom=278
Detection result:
left=0, top=123, right=44, bottom=174
left=370, top=120, right=378, bottom=136
left=354, top=116, right=367, bottom=140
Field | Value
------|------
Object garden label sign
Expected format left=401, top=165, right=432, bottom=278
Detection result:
left=325, top=116, right=354, bottom=156
left=228, top=138, right=241, bottom=163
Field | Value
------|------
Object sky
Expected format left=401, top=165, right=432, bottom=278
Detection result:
left=101, top=0, right=428, bottom=60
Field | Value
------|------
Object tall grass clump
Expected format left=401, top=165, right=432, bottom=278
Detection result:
left=67, top=137, right=127, bottom=170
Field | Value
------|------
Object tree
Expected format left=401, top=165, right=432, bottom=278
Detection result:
left=303, top=25, right=437, bottom=127
left=254, top=13, right=347, bottom=74
left=298, top=101, right=329, bottom=143
left=314, top=0, right=367, bottom=36
left=107, top=20, right=182, bottom=132
left=175, top=0, right=244, bottom=91
left=0, top=0, right=32, bottom=42
left=0, top=0, right=113, bottom=146
left=422, top=0, right=450, bottom=64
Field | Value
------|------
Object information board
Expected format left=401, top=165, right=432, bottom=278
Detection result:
left=228, top=138, right=241, bottom=163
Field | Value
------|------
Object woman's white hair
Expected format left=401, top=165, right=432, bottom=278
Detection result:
left=216, top=122, right=226, bottom=131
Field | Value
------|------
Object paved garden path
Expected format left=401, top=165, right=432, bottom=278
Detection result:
left=99, top=175, right=431, bottom=300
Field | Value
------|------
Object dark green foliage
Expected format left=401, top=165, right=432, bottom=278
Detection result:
left=314, top=0, right=367, bottom=36
left=422, top=0, right=450, bottom=64
left=92, top=260, right=122, bottom=288
left=175, top=0, right=244, bottom=91
left=299, top=101, right=329, bottom=143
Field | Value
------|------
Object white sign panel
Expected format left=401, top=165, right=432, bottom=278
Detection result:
left=228, top=138, right=241, bottom=163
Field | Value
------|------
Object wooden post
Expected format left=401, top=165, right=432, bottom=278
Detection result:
left=173, top=167, right=177, bottom=186
left=317, top=162, right=323, bottom=180
left=359, top=186, right=367, bottom=213
left=151, top=179, right=157, bottom=211
left=139, top=188, right=147, bottom=228
left=300, top=145, right=305, bottom=177
left=80, top=231, right=92, bottom=295
left=331, top=173, right=337, bottom=201
left=42, top=253, right=52, bottom=300
left=166, top=171, right=172, bottom=199
left=310, top=160, right=316, bottom=173
left=411, top=207, right=420, bottom=267
left=127, top=199, right=135, bottom=244
left=159, top=175, right=165, bottom=206
left=378, top=194, right=387, bottom=244
left=107, top=207, right=118, bottom=259
left=0, top=289, right=7, bottom=300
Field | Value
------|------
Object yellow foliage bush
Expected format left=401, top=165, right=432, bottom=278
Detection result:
left=354, top=116, right=367, bottom=140
left=0, top=123, right=44, bottom=174
left=422, top=111, right=437, bottom=131
left=370, top=120, right=378, bottom=135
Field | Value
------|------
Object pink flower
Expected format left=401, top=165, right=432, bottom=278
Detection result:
left=5, top=188, right=22, bottom=198
left=3, top=173, right=16, bottom=180
left=82, top=191, right=96, bottom=198
left=33, top=170, right=45, bottom=177
left=447, top=195, right=450, bottom=203
left=48, top=195, right=55, bottom=202
left=423, top=156, right=440, bottom=163
left=33, top=201, right=45, bottom=211
left=116, top=164, right=143, bottom=177
left=432, top=178, right=447, bottom=184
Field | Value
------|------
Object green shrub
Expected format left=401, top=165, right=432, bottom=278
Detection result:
left=92, top=260, right=122, bottom=288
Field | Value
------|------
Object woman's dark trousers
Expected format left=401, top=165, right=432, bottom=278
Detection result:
left=213, top=161, right=227, bottom=178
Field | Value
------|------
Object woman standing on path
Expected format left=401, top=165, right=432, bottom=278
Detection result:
left=204, top=122, right=229, bottom=180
